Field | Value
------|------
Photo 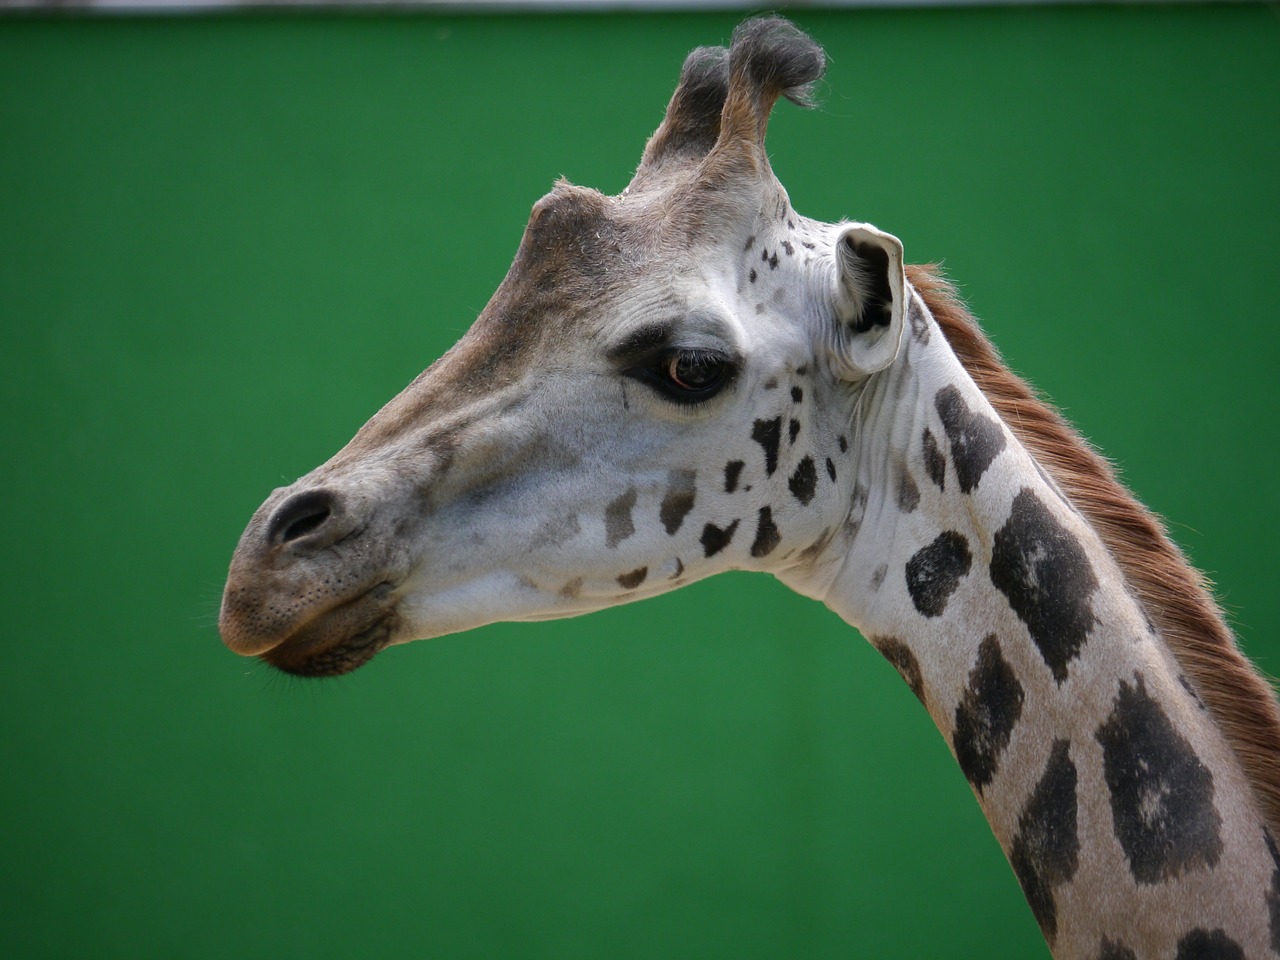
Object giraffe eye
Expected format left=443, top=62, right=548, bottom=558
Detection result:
left=664, top=350, right=729, bottom=394
left=622, top=345, right=737, bottom=405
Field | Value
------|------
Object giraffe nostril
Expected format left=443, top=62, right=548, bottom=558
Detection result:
left=269, top=489, right=337, bottom=546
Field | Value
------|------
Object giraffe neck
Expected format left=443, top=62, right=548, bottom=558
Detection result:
left=810, top=283, right=1280, bottom=959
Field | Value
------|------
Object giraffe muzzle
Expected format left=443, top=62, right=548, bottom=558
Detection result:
left=219, top=481, right=409, bottom=675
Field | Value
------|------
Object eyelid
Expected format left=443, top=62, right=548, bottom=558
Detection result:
left=607, top=322, right=677, bottom=366
left=608, top=312, right=739, bottom=366
left=623, top=346, right=738, bottom=405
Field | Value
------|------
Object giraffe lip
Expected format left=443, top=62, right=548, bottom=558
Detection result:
left=260, top=582, right=398, bottom=677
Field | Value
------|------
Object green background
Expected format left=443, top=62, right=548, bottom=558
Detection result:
left=2, top=6, right=1277, bottom=958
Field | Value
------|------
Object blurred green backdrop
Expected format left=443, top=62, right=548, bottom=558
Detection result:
left=2, top=6, right=1277, bottom=958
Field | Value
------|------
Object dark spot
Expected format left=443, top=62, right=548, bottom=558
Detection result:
left=700, top=519, right=740, bottom=557
left=790, top=386, right=803, bottom=403
left=769, top=252, right=779, bottom=269
left=752, top=417, right=782, bottom=476
left=935, top=385, right=1006, bottom=494
left=781, top=240, right=794, bottom=255
left=530, top=513, right=580, bottom=549
left=786, top=219, right=795, bottom=230
left=1175, top=930, right=1243, bottom=960
left=801, top=240, right=816, bottom=250
left=870, top=564, right=888, bottom=591
left=744, top=235, right=755, bottom=252
left=1009, top=739, right=1079, bottom=943
left=788, top=419, right=800, bottom=444
left=905, top=530, right=972, bottom=618
left=748, top=268, right=757, bottom=284
left=953, top=635, right=1025, bottom=792
left=1096, top=673, right=1222, bottom=885
left=789, top=456, right=817, bottom=505
left=873, top=636, right=924, bottom=703
left=750, top=506, right=781, bottom=558
left=763, top=377, right=778, bottom=390
left=1097, top=938, right=1137, bottom=960
left=1265, top=828, right=1280, bottom=951
left=837, top=435, right=848, bottom=453
left=908, top=296, right=931, bottom=346
left=990, top=488, right=1098, bottom=683
left=724, top=460, right=745, bottom=493
left=896, top=468, right=920, bottom=513
left=559, top=577, right=584, bottom=600
left=617, top=567, right=647, bottom=590
left=659, top=469, right=696, bottom=535
left=795, top=364, right=808, bottom=376
left=922, top=428, right=946, bottom=491
left=605, top=487, right=637, bottom=548
left=825, top=458, right=836, bottom=481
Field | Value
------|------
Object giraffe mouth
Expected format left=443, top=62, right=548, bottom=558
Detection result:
left=259, top=582, right=399, bottom=678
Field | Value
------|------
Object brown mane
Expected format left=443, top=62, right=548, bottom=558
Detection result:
left=906, top=263, right=1280, bottom=835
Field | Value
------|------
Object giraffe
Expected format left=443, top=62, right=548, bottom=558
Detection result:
left=219, top=18, right=1280, bottom=958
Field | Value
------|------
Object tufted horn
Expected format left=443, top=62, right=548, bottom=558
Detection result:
left=632, top=45, right=730, bottom=187
left=629, top=18, right=825, bottom=196
left=708, top=18, right=826, bottom=174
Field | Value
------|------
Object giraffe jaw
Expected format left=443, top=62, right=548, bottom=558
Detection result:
left=256, top=582, right=401, bottom=678
left=218, top=474, right=416, bottom=677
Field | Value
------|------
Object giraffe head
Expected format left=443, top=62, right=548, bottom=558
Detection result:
left=219, top=19, right=906, bottom=676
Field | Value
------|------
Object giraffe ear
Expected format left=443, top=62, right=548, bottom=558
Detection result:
left=833, top=223, right=906, bottom=378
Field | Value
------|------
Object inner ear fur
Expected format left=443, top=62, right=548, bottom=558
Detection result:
left=835, top=224, right=906, bottom=377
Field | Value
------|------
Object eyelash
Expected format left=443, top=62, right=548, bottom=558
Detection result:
left=626, top=348, right=737, bottom=404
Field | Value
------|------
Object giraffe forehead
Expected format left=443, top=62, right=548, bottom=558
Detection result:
left=454, top=177, right=833, bottom=390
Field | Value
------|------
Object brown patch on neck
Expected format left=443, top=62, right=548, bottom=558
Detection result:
left=906, top=263, right=1280, bottom=835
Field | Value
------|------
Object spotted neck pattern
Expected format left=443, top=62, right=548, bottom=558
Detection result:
left=805, top=285, right=1280, bottom=959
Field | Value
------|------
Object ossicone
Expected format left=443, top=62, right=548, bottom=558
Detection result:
left=726, top=16, right=826, bottom=114
left=636, top=45, right=730, bottom=178
left=631, top=17, right=826, bottom=190
left=715, top=17, right=826, bottom=156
